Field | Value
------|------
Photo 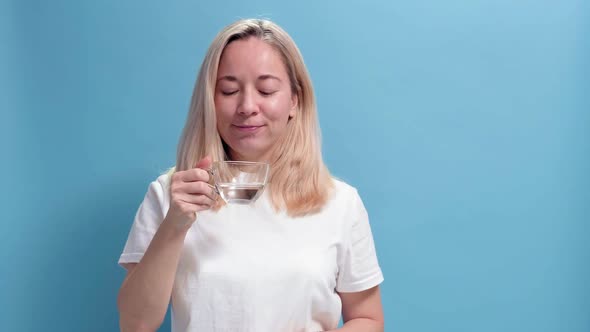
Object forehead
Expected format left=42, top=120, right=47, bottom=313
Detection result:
left=217, top=37, right=287, bottom=77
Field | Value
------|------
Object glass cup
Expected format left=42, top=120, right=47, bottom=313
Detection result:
left=209, top=161, right=270, bottom=204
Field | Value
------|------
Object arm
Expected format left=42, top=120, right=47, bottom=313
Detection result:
left=117, top=157, right=215, bottom=331
left=117, top=219, right=190, bottom=332
left=328, top=286, right=384, bottom=332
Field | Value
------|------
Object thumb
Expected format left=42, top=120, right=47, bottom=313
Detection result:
left=195, top=155, right=212, bottom=170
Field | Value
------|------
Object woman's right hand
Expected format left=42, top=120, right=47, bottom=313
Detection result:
left=165, top=156, right=217, bottom=231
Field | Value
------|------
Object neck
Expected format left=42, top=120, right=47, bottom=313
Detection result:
left=228, top=150, right=272, bottom=163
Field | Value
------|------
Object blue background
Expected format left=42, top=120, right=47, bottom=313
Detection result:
left=2, top=0, right=588, bottom=331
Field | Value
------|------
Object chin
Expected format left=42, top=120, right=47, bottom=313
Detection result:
left=230, top=143, right=272, bottom=161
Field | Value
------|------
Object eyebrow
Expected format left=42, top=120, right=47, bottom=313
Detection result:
left=217, top=75, right=238, bottom=82
left=217, top=74, right=282, bottom=83
left=258, top=74, right=281, bottom=82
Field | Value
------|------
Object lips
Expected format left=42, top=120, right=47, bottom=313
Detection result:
left=232, top=124, right=264, bottom=132
left=234, top=125, right=262, bottom=128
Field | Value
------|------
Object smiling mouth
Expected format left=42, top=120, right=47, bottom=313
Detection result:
left=232, top=124, right=264, bottom=132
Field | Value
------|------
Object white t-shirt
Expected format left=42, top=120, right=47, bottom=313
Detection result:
left=119, top=173, right=384, bottom=332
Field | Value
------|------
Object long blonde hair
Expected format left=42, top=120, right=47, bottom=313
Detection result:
left=172, top=18, right=333, bottom=217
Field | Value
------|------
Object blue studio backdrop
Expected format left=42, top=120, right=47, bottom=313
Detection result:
left=1, top=0, right=588, bottom=331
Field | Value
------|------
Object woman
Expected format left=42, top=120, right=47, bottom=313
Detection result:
left=117, top=18, right=384, bottom=332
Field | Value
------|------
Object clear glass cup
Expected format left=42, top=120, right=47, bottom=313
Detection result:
left=210, top=161, right=270, bottom=204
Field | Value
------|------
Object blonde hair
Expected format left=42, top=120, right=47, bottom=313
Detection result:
left=171, top=18, right=333, bottom=217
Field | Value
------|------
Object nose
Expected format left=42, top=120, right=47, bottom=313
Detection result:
left=237, top=87, right=259, bottom=116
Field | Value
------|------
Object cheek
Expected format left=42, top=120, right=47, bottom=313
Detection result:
left=214, top=99, right=234, bottom=124
left=263, top=97, right=293, bottom=122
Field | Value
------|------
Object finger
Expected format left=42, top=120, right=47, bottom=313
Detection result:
left=175, top=202, right=208, bottom=217
left=178, top=193, right=216, bottom=207
left=178, top=156, right=213, bottom=182
left=195, top=155, right=212, bottom=170
left=178, top=198, right=213, bottom=212
left=177, top=168, right=210, bottom=183
left=194, top=204, right=212, bottom=212
left=177, top=181, right=218, bottom=200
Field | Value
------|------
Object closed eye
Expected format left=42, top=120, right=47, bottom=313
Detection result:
left=221, top=90, right=238, bottom=96
left=259, top=90, right=277, bottom=96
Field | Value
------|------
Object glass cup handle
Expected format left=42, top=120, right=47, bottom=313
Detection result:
left=205, top=168, right=215, bottom=176
left=205, top=168, right=220, bottom=197
left=207, top=183, right=220, bottom=197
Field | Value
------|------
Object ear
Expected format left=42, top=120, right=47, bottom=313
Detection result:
left=289, top=93, right=298, bottom=119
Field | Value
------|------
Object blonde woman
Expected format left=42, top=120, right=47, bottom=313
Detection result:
left=117, top=18, right=384, bottom=332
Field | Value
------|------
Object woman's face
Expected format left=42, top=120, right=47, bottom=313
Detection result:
left=214, top=37, right=297, bottom=162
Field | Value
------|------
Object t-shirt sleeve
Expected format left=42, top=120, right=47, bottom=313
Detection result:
left=336, top=189, right=384, bottom=293
left=118, top=177, right=167, bottom=268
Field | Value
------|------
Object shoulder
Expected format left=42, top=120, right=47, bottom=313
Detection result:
left=319, top=177, right=370, bottom=232
left=329, top=177, right=363, bottom=206
left=155, top=171, right=172, bottom=188
left=331, top=176, right=359, bottom=195
left=140, top=172, right=172, bottom=207
left=142, top=172, right=172, bottom=194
